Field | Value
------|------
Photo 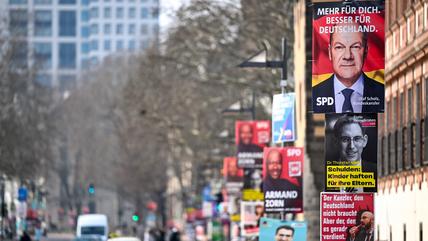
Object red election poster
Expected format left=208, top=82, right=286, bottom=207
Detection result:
left=321, top=192, right=374, bottom=241
left=262, top=147, right=303, bottom=213
left=235, top=120, right=270, bottom=168
left=223, top=157, right=243, bottom=194
left=312, top=0, right=385, bottom=113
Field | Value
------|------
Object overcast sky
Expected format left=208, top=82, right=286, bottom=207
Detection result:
left=159, top=0, right=189, bottom=30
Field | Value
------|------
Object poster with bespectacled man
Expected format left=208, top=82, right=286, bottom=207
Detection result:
left=324, top=114, right=377, bottom=193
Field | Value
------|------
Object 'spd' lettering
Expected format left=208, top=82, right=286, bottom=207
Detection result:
left=316, top=97, right=334, bottom=106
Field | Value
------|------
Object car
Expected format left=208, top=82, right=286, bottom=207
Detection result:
left=76, top=214, right=109, bottom=241
left=73, top=235, right=104, bottom=241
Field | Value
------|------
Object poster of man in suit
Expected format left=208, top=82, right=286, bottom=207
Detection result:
left=312, top=0, right=385, bottom=113
left=324, top=114, right=377, bottom=192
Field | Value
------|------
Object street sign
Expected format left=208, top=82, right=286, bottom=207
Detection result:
left=18, top=187, right=28, bottom=202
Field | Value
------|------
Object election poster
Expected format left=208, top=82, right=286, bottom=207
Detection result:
left=262, top=147, right=303, bottom=213
left=312, top=0, right=385, bottom=113
left=235, top=120, right=270, bottom=168
left=242, top=168, right=264, bottom=201
left=240, top=201, right=264, bottom=237
left=325, top=114, right=377, bottom=192
left=259, top=217, right=307, bottom=241
left=321, top=193, right=374, bottom=241
left=272, top=93, right=296, bottom=143
left=223, top=157, right=243, bottom=194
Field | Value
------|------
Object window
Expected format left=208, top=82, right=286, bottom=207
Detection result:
left=81, top=0, right=89, bottom=5
left=104, top=7, right=111, bottom=18
left=416, top=83, right=421, bottom=166
left=116, top=24, right=123, bottom=34
left=404, top=223, right=407, bottom=241
left=9, top=0, right=27, bottom=3
left=90, top=7, right=99, bottom=19
left=59, top=11, right=76, bottom=36
left=153, top=24, right=159, bottom=34
left=141, top=39, right=149, bottom=49
left=81, top=58, right=90, bottom=70
left=11, top=41, right=28, bottom=69
left=116, top=7, right=124, bottom=18
left=33, top=42, right=52, bottom=69
left=81, top=26, right=90, bottom=37
left=128, top=24, right=135, bottom=34
left=90, top=40, right=98, bottom=51
left=59, top=75, right=76, bottom=93
left=90, top=24, right=98, bottom=34
left=90, top=56, right=98, bottom=66
left=81, top=42, right=90, bottom=54
left=35, top=74, right=52, bottom=87
left=59, top=43, right=76, bottom=69
left=129, top=7, right=136, bottom=18
left=116, top=40, right=123, bottom=50
left=104, top=40, right=111, bottom=51
left=9, top=10, right=28, bottom=36
left=35, top=0, right=51, bottom=4
left=34, top=11, right=52, bottom=36
left=59, top=0, right=76, bottom=4
left=104, top=24, right=111, bottom=34
left=398, top=92, right=404, bottom=170
left=81, top=10, right=89, bottom=22
left=141, top=8, right=149, bottom=18
left=151, top=7, right=159, bottom=18
left=128, top=40, right=135, bottom=50
left=140, top=24, right=148, bottom=34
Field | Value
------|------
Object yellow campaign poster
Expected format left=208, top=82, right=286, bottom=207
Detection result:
left=324, top=114, right=377, bottom=192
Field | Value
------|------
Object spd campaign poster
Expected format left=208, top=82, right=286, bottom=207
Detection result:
left=223, top=157, right=243, bottom=194
left=272, top=93, right=296, bottom=143
left=259, top=217, right=307, bottom=241
left=262, top=147, right=303, bottom=213
left=240, top=201, right=264, bottom=237
left=235, top=120, right=270, bottom=168
left=312, top=0, right=385, bottom=113
left=325, top=114, right=377, bottom=192
left=321, top=193, right=374, bottom=241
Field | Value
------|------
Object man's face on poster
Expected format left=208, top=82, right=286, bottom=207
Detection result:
left=338, top=123, right=368, bottom=162
left=239, top=124, right=253, bottom=145
left=267, top=150, right=282, bottom=179
left=360, top=211, right=374, bottom=229
left=228, top=160, right=238, bottom=176
left=329, top=22, right=367, bottom=87
left=275, top=228, right=293, bottom=241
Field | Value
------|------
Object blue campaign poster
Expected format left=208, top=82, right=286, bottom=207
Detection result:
left=272, top=93, right=296, bottom=143
left=259, top=217, right=307, bottom=241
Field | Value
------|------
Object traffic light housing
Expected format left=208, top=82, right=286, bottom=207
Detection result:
left=132, top=212, right=140, bottom=222
left=88, top=183, right=95, bottom=195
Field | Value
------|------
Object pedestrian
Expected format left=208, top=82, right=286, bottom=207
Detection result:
left=35, top=220, right=43, bottom=241
left=20, top=231, right=32, bottom=241
left=169, top=227, right=180, bottom=241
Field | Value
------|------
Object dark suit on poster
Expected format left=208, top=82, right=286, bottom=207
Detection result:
left=263, top=176, right=302, bottom=208
left=312, top=74, right=384, bottom=113
left=346, top=228, right=374, bottom=241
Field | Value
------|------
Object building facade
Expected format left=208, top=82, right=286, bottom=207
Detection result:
left=376, top=0, right=428, bottom=240
left=6, top=0, right=159, bottom=92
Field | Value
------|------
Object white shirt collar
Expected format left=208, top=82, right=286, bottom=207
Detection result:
left=333, top=74, right=364, bottom=96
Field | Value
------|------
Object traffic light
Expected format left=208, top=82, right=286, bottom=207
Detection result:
left=132, top=212, right=140, bottom=222
left=88, top=183, right=95, bottom=195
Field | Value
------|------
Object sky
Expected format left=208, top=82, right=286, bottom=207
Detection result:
left=159, top=0, right=189, bottom=31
